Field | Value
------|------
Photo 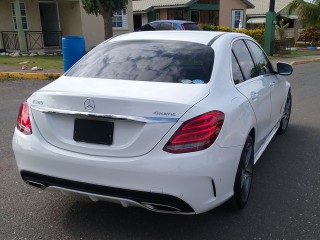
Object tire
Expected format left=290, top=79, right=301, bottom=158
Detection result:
left=277, top=91, right=292, bottom=135
left=231, top=135, right=254, bottom=210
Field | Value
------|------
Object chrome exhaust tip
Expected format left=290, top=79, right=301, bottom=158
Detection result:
left=141, top=202, right=181, bottom=213
left=25, top=180, right=46, bottom=190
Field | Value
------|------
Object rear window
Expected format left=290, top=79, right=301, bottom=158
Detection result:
left=183, top=23, right=201, bottom=30
left=66, top=40, right=214, bottom=84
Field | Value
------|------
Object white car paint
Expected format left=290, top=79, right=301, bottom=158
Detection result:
left=12, top=31, right=292, bottom=214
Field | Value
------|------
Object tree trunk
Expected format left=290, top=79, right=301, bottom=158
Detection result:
left=102, top=8, right=113, bottom=40
left=95, top=0, right=113, bottom=40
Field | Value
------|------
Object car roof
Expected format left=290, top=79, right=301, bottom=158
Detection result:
left=148, top=20, right=197, bottom=24
left=108, top=31, right=248, bottom=46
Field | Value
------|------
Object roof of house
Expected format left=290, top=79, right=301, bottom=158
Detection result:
left=247, top=0, right=293, bottom=16
left=133, top=0, right=197, bottom=13
left=133, top=0, right=254, bottom=13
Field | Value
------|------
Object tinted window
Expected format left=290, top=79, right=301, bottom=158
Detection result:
left=183, top=23, right=201, bottom=30
left=232, top=52, right=245, bottom=84
left=160, top=22, right=173, bottom=30
left=66, top=40, right=214, bottom=84
left=232, top=40, right=257, bottom=80
left=172, top=23, right=179, bottom=30
left=246, top=40, right=273, bottom=75
left=141, top=22, right=159, bottom=31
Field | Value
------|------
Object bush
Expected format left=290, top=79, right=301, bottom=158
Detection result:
left=298, top=28, right=320, bottom=46
left=201, top=24, right=265, bottom=46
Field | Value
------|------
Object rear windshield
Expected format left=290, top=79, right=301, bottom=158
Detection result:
left=66, top=40, right=214, bottom=84
left=183, top=23, right=202, bottom=30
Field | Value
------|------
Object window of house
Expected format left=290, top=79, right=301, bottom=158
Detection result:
left=168, top=9, right=185, bottom=20
left=112, top=9, right=128, bottom=29
left=231, top=9, right=244, bottom=29
left=11, top=2, right=28, bottom=30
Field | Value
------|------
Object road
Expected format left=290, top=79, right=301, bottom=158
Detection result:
left=1, top=63, right=320, bottom=239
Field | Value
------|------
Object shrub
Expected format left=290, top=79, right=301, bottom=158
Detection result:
left=298, top=28, right=320, bottom=46
left=201, top=24, right=265, bottom=46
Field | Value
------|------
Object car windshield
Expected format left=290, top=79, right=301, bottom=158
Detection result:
left=183, top=23, right=201, bottom=30
left=66, top=40, right=214, bottom=84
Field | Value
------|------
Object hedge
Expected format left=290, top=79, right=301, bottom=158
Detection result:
left=201, top=24, right=265, bottom=47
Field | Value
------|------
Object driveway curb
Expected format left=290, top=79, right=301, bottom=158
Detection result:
left=290, top=58, right=320, bottom=66
left=0, top=72, right=62, bottom=80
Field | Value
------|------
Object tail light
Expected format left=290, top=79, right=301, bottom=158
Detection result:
left=163, top=111, right=224, bottom=154
left=17, top=102, right=32, bottom=135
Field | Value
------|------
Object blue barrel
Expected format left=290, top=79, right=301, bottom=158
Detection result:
left=62, top=36, right=86, bottom=72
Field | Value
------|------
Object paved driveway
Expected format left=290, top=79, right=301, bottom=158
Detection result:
left=1, top=62, right=320, bottom=239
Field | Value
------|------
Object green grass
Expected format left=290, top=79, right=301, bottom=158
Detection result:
left=272, top=49, right=320, bottom=58
left=289, top=50, right=320, bottom=57
left=0, top=55, right=63, bottom=69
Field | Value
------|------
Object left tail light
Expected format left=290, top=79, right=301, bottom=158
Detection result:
left=17, top=102, right=32, bottom=135
left=163, top=111, right=224, bottom=154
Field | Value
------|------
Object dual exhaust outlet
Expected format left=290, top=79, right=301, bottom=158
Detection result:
left=24, top=179, right=183, bottom=213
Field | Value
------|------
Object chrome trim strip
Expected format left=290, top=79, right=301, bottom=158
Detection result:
left=30, top=106, right=179, bottom=123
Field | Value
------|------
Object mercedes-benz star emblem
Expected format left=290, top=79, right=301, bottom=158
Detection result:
left=84, top=98, right=95, bottom=112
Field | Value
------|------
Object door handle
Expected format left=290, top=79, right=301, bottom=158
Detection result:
left=250, top=91, right=258, bottom=101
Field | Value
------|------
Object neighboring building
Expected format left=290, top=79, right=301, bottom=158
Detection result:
left=0, top=0, right=134, bottom=51
left=246, top=0, right=303, bottom=40
left=133, top=0, right=254, bottom=30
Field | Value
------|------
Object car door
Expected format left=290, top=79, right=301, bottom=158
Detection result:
left=245, top=40, right=286, bottom=128
left=232, top=39, right=273, bottom=150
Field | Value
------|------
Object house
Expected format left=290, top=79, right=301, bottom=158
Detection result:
left=246, top=0, right=303, bottom=40
left=133, top=0, right=254, bottom=30
left=0, top=0, right=134, bottom=52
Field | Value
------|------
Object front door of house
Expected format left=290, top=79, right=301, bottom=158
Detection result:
left=39, top=1, right=60, bottom=47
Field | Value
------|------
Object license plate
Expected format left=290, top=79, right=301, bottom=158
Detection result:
left=73, top=118, right=114, bottom=145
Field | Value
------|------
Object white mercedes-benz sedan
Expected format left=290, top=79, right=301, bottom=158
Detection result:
left=13, top=31, right=293, bottom=214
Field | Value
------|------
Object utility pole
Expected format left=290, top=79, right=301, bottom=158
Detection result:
left=264, top=0, right=276, bottom=55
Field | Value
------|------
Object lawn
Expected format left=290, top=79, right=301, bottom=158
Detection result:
left=274, top=49, right=320, bottom=58
left=0, top=55, right=63, bottom=69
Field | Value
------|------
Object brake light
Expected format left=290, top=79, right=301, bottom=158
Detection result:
left=17, top=102, right=32, bottom=135
left=163, top=111, right=224, bottom=154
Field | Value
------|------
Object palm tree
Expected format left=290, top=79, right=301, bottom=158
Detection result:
left=288, top=0, right=320, bottom=28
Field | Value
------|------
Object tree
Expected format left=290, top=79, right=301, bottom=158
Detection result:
left=82, top=0, right=128, bottom=40
left=275, top=19, right=289, bottom=40
left=288, top=0, right=320, bottom=29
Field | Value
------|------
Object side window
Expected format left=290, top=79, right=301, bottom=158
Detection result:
left=232, top=40, right=257, bottom=80
left=149, top=22, right=160, bottom=30
left=246, top=40, right=273, bottom=75
left=232, top=52, right=245, bottom=84
left=143, top=22, right=159, bottom=31
left=172, top=23, right=179, bottom=30
left=160, top=22, right=173, bottom=30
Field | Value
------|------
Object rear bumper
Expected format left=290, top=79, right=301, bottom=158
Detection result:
left=13, top=128, right=243, bottom=214
left=21, top=170, right=195, bottom=214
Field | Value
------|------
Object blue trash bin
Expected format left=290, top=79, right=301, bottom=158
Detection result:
left=62, top=36, right=86, bottom=72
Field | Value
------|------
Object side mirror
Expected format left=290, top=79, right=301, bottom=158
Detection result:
left=277, top=62, right=293, bottom=76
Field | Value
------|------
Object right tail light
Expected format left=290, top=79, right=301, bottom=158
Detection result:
left=163, top=111, right=224, bottom=154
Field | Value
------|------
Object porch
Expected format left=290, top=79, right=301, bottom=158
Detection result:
left=0, top=31, right=62, bottom=52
